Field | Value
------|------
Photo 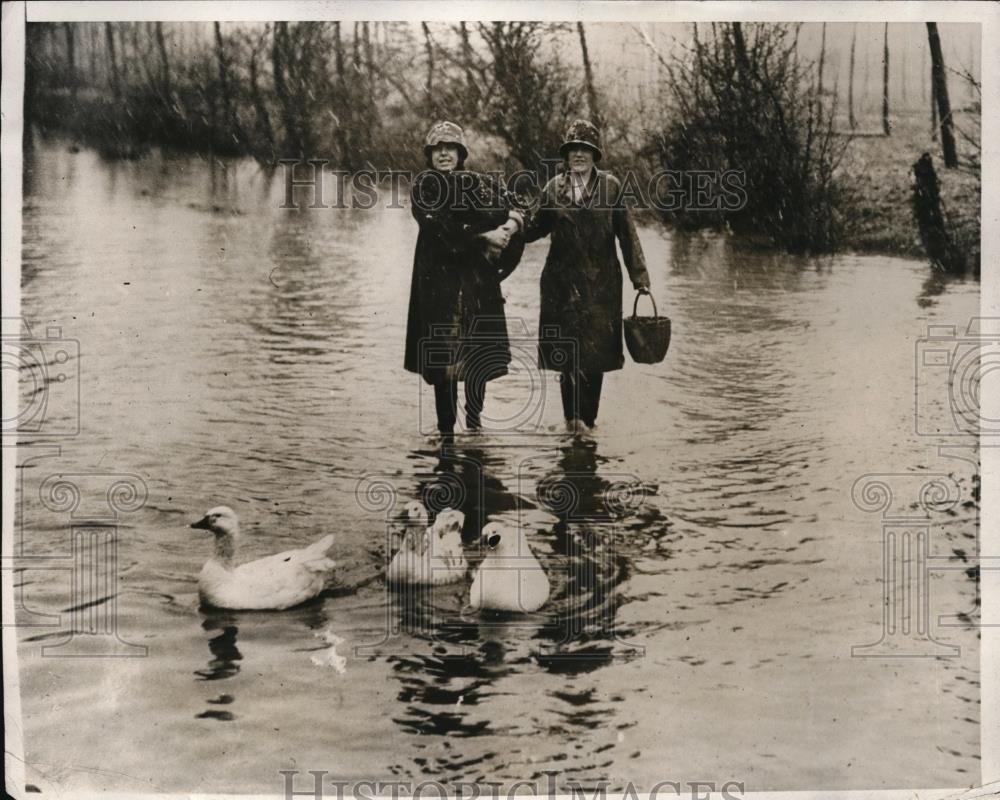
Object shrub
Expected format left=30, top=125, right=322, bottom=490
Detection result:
left=645, top=23, right=846, bottom=252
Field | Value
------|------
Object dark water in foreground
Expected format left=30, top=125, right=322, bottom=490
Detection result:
left=14, top=138, right=981, bottom=793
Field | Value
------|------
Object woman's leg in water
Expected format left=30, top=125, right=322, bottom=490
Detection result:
left=433, top=379, right=458, bottom=434
left=464, top=376, right=486, bottom=430
left=559, top=371, right=578, bottom=423
left=579, top=372, right=604, bottom=428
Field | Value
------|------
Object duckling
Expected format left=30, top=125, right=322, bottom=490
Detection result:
left=387, top=507, right=468, bottom=585
left=470, top=522, right=550, bottom=613
left=191, top=506, right=336, bottom=610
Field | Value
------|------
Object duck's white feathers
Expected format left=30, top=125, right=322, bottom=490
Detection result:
left=470, top=524, right=550, bottom=612
left=387, top=508, right=467, bottom=586
left=198, top=532, right=336, bottom=611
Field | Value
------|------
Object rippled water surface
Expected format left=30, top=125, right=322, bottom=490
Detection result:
left=14, top=137, right=981, bottom=793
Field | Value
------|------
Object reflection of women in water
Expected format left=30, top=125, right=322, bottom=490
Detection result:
left=526, top=120, right=652, bottom=432
left=404, top=121, right=527, bottom=438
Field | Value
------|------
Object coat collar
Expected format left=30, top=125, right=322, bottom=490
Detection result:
left=554, top=166, right=601, bottom=207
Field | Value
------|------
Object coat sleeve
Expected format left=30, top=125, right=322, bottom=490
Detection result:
left=524, top=179, right=556, bottom=244
left=493, top=175, right=532, bottom=282
left=611, top=179, right=651, bottom=291
left=410, top=171, right=482, bottom=258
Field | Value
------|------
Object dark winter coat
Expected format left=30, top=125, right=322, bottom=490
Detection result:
left=526, top=167, right=650, bottom=373
left=404, top=169, right=526, bottom=385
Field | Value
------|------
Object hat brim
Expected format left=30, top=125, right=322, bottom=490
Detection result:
left=559, top=140, right=602, bottom=161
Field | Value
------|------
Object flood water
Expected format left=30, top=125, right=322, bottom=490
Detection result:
left=13, top=136, right=981, bottom=793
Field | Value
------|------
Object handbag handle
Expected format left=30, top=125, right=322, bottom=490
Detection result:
left=632, top=290, right=658, bottom=318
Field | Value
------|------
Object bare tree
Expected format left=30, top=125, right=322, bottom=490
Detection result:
left=817, top=22, right=826, bottom=95
left=848, top=24, right=857, bottom=129
left=363, top=21, right=375, bottom=93
left=214, top=22, right=239, bottom=149
left=105, top=23, right=121, bottom=100
left=333, top=21, right=357, bottom=169
left=272, top=22, right=302, bottom=157
left=650, top=22, right=844, bottom=251
left=731, top=21, right=751, bottom=83
left=576, top=22, right=602, bottom=127
left=63, top=23, right=76, bottom=96
left=245, top=26, right=276, bottom=164
left=477, top=22, right=578, bottom=172
left=931, top=67, right=938, bottom=141
left=882, top=23, right=890, bottom=135
left=900, top=31, right=907, bottom=106
left=459, top=22, right=478, bottom=105
left=154, top=22, right=171, bottom=96
left=421, top=22, right=435, bottom=114
left=926, top=22, right=957, bottom=167
left=89, top=23, right=99, bottom=84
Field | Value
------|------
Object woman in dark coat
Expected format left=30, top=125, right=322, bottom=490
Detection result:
left=404, top=121, right=526, bottom=437
left=526, top=119, right=652, bottom=432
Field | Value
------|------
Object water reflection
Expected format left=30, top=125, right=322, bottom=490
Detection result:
left=194, top=611, right=243, bottom=682
left=529, top=440, right=648, bottom=671
left=382, top=437, right=646, bottom=756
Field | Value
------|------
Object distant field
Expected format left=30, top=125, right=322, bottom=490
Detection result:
left=837, top=109, right=980, bottom=263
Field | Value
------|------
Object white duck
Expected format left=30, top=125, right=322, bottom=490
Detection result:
left=470, top=521, right=550, bottom=613
left=388, top=500, right=428, bottom=554
left=387, top=507, right=468, bottom=585
left=191, top=506, right=336, bottom=610
left=401, top=500, right=428, bottom=534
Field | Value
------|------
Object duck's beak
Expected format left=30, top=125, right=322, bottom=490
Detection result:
left=190, top=516, right=211, bottom=531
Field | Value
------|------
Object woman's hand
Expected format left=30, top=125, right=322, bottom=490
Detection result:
left=480, top=226, right=512, bottom=250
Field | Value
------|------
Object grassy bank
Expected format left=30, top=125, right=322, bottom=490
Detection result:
left=836, top=110, right=980, bottom=269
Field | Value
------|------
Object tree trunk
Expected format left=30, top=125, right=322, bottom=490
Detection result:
left=248, top=30, right=276, bottom=164
left=848, top=24, right=857, bottom=129
left=576, top=22, right=602, bottom=127
left=64, top=23, right=76, bottom=96
left=926, top=22, right=957, bottom=167
left=363, top=22, right=375, bottom=91
left=913, top=153, right=964, bottom=272
left=459, top=21, right=477, bottom=102
left=900, top=32, right=907, bottom=105
left=817, top=22, right=826, bottom=95
left=89, top=23, right=98, bottom=85
left=862, top=41, right=871, bottom=110
left=154, top=22, right=171, bottom=96
left=272, top=22, right=301, bottom=157
left=731, top=22, right=750, bottom=83
left=332, top=21, right=354, bottom=169
left=967, top=32, right=976, bottom=105
left=882, top=23, right=891, bottom=135
left=130, top=23, right=139, bottom=73
left=105, top=23, right=121, bottom=100
left=931, top=72, right=938, bottom=141
left=421, top=22, right=435, bottom=113
left=333, top=20, right=346, bottom=78
left=214, top=22, right=237, bottom=149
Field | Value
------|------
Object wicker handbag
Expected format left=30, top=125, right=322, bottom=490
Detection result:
left=624, top=291, right=672, bottom=364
